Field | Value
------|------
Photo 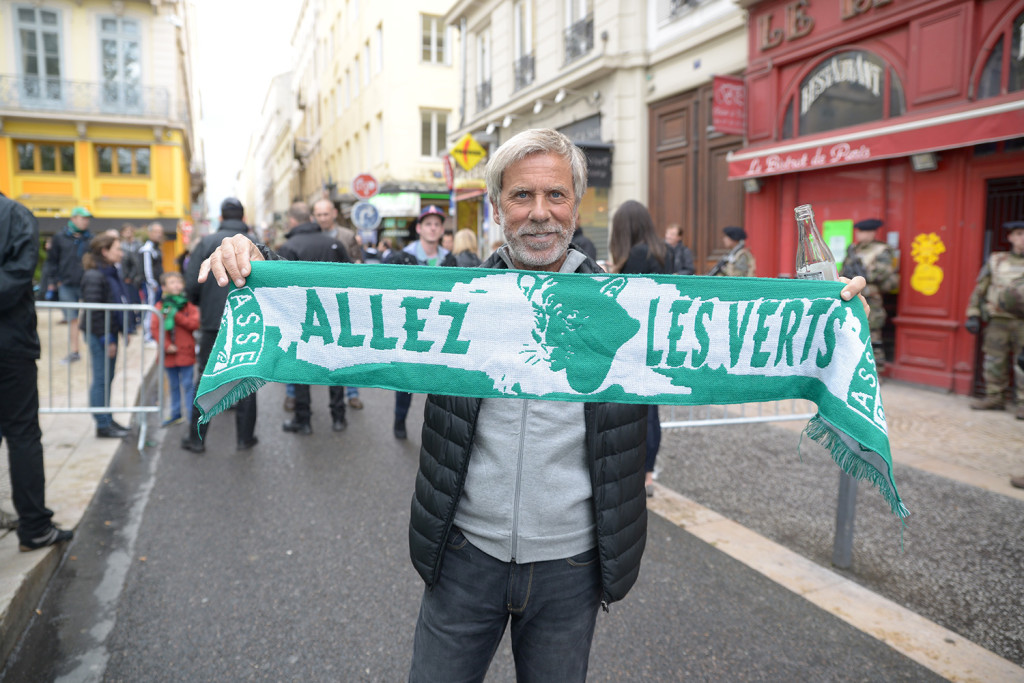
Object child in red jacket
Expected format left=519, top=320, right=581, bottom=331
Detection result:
left=151, top=272, right=199, bottom=427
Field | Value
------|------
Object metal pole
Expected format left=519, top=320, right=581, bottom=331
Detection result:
left=832, top=471, right=858, bottom=569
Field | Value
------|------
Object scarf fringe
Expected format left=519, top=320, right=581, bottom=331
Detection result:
left=197, top=378, right=266, bottom=427
left=803, top=416, right=909, bottom=519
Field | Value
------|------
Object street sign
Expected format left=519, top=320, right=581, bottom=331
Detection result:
left=449, top=133, right=486, bottom=171
left=353, top=173, right=379, bottom=199
left=351, top=201, right=382, bottom=231
left=442, top=155, right=455, bottom=190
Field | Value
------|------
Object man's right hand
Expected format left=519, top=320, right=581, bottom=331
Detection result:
left=197, top=234, right=264, bottom=288
left=965, top=316, right=981, bottom=334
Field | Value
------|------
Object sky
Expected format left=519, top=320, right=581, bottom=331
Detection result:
left=195, top=1, right=299, bottom=220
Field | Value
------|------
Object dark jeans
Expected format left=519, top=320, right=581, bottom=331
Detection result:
left=0, top=356, right=54, bottom=541
left=410, top=527, right=602, bottom=682
left=188, top=329, right=256, bottom=444
left=646, top=404, right=661, bottom=474
left=165, top=365, right=194, bottom=421
left=293, top=384, right=346, bottom=425
left=395, top=391, right=412, bottom=421
left=87, top=334, right=117, bottom=428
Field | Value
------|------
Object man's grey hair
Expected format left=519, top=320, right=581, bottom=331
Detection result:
left=485, top=128, right=588, bottom=212
left=288, top=201, right=311, bottom=223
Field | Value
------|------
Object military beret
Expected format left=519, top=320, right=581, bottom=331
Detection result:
left=854, top=218, right=883, bottom=231
left=723, top=226, right=747, bottom=241
left=1003, top=221, right=1024, bottom=234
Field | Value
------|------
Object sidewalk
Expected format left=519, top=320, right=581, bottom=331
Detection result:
left=1, top=312, right=1022, bottom=677
left=0, top=307, right=159, bottom=666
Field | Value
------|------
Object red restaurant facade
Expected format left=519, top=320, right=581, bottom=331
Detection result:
left=730, top=0, right=1024, bottom=394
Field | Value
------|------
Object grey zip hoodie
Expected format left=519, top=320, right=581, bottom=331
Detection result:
left=453, top=247, right=596, bottom=563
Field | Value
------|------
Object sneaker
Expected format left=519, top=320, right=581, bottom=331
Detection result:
left=332, top=418, right=348, bottom=432
left=348, top=397, right=364, bottom=410
left=394, top=418, right=407, bottom=440
left=96, top=425, right=131, bottom=439
left=111, top=420, right=131, bottom=432
left=237, top=436, right=259, bottom=450
left=161, top=417, right=185, bottom=428
left=19, top=525, right=74, bottom=552
left=59, top=352, right=81, bottom=365
left=181, top=438, right=205, bottom=454
left=282, top=419, right=312, bottom=435
left=970, top=396, right=1005, bottom=411
left=283, top=396, right=296, bottom=412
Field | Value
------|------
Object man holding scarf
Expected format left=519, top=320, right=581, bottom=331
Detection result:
left=197, top=129, right=869, bottom=681
left=46, top=206, right=93, bottom=363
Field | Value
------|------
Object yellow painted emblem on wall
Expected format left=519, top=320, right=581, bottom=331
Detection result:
left=910, top=232, right=946, bottom=296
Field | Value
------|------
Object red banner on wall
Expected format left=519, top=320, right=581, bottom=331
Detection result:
left=712, top=75, right=746, bottom=136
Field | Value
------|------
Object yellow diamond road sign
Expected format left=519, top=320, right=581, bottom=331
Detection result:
left=450, top=133, right=486, bottom=171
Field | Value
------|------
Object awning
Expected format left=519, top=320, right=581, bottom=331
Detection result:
left=728, top=97, right=1024, bottom=179
left=455, top=187, right=487, bottom=201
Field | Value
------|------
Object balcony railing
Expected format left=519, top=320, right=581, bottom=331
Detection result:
left=564, top=15, right=594, bottom=65
left=514, top=53, right=535, bottom=91
left=0, top=74, right=175, bottom=120
left=476, top=80, right=492, bottom=112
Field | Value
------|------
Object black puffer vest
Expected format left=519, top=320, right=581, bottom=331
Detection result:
left=408, top=247, right=649, bottom=606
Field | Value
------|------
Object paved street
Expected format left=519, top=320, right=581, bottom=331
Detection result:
left=0, top=383, right=971, bottom=682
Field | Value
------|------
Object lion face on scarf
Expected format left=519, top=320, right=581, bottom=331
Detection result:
left=518, top=274, right=640, bottom=393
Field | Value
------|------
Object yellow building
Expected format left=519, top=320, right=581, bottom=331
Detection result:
left=0, top=0, right=204, bottom=269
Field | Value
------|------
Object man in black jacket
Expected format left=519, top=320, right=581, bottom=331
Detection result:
left=181, top=198, right=258, bottom=453
left=277, top=201, right=351, bottom=435
left=197, top=129, right=871, bottom=681
left=0, top=192, right=74, bottom=551
left=46, top=206, right=93, bottom=363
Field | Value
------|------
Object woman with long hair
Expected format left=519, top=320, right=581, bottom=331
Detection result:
left=447, top=228, right=482, bottom=268
left=608, top=200, right=672, bottom=496
left=80, top=233, right=133, bottom=438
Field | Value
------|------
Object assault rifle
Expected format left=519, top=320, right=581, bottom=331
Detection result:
left=840, top=249, right=868, bottom=281
left=707, top=256, right=728, bottom=276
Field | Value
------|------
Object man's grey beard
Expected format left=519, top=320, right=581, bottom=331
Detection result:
left=497, top=207, right=574, bottom=267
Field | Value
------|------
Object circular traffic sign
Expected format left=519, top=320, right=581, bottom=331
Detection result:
left=351, top=201, right=382, bottom=230
left=352, top=173, right=379, bottom=199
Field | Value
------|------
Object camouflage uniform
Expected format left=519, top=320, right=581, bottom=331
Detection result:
left=966, top=250, right=1024, bottom=411
left=842, top=240, right=899, bottom=366
left=716, top=243, right=756, bottom=277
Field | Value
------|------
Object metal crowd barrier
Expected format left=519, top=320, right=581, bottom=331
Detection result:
left=661, top=399, right=859, bottom=569
left=35, top=301, right=164, bottom=452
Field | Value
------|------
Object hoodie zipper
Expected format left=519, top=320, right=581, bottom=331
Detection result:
left=510, top=399, right=529, bottom=562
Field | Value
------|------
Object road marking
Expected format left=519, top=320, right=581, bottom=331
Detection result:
left=647, top=484, right=1024, bottom=683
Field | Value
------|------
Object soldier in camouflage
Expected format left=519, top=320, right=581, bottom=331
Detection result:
left=965, top=221, right=1024, bottom=418
left=709, top=226, right=756, bottom=277
left=841, top=219, right=899, bottom=369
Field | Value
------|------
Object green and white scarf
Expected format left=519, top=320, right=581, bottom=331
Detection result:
left=195, top=261, right=907, bottom=518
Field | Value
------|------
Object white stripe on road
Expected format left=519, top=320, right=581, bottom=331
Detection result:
left=647, top=484, right=1024, bottom=683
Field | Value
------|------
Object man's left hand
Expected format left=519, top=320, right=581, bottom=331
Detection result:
left=838, top=276, right=869, bottom=318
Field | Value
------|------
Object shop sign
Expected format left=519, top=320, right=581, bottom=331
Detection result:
left=712, top=75, right=746, bottom=136
left=369, top=192, right=421, bottom=218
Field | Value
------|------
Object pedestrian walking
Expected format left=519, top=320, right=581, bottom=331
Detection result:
left=312, top=198, right=360, bottom=263
left=80, top=233, right=134, bottom=439
left=181, top=198, right=259, bottom=454
left=277, top=201, right=351, bottom=435
left=196, top=128, right=870, bottom=682
left=608, top=199, right=674, bottom=497
left=664, top=223, right=695, bottom=275
left=965, top=220, right=1024, bottom=418
left=392, top=205, right=450, bottom=438
left=46, top=206, right=93, bottom=362
left=151, top=272, right=199, bottom=427
left=709, top=226, right=756, bottom=276
left=840, top=219, right=900, bottom=370
left=442, top=228, right=483, bottom=268
left=0, top=192, right=74, bottom=551
left=139, top=223, right=165, bottom=344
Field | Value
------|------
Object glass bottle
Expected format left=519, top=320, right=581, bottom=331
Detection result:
left=794, top=204, right=837, bottom=281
